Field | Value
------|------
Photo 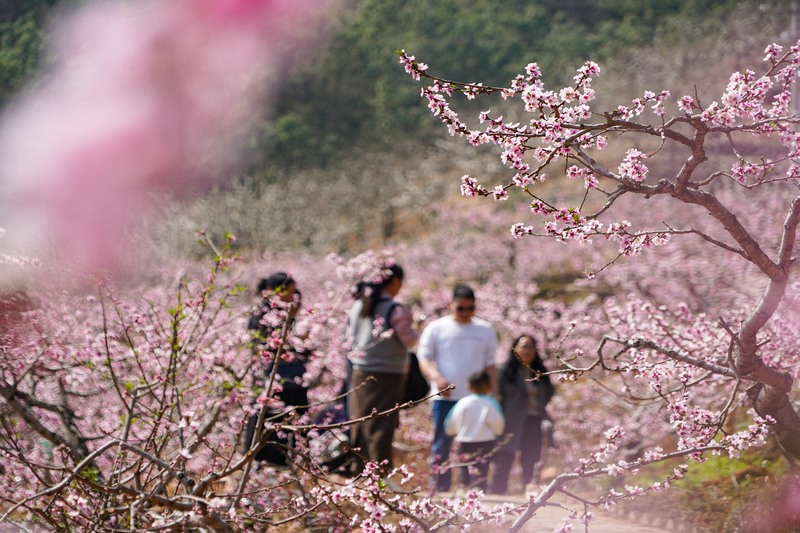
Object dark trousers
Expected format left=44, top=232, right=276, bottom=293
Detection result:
left=491, top=415, right=544, bottom=494
left=338, top=358, right=354, bottom=417
left=243, top=386, right=308, bottom=465
left=350, top=369, right=406, bottom=473
left=430, top=399, right=457, bottom=491
left=456, top=440, right=495, bottom=491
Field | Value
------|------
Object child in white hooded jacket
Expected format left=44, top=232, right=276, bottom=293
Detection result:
left=445, top=370, right=505, bottom=492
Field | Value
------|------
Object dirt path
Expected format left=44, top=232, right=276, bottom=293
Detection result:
left=440, top=493, right=669, bottom=532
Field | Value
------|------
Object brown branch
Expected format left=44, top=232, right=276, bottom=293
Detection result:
left=0, top=384, right=91, bottom=464
left=674, top=123, right=708, bottom=192
left=669, top=187, right=781, bottom=278
left=605, top=336, right=737, bottom=378
left=661, top=224, right=748, bottom=258
left=738, top=197, right=800, bottom=358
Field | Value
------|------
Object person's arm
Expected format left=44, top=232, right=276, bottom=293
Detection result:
left=417, top=323, right=452, bottom=398
left=418, top=358, right=451, bottom=398
left=388, top=304, right=419, bottom=350
left=485, top=328, right=499, bottom=396
left=540, top=361, right=555, bottom=403
left=486, top=399, right=505, bottom=436
left=485, top=364, right=499, bottom=398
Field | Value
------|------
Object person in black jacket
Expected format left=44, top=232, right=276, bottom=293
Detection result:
left=490, top=334, right=554, bottom=494
left=244, top=272, right=309, bottom=465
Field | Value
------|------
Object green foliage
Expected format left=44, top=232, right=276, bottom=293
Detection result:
left=0, top=0, right=60, bottom=103
left=0, top=0, right=791, bottom=171
left=671, top=453, right=784, bottom=531
left=674, top=453, right=782, bottom=491
left=262, top=0, right=786, bottom=168
left=614, top=442, right=788, bottom=530
left=0, top=0, right=60, bottom=24
left=79, top=464, right=102, bottom=483
left=0, top=13, right=44, bottom=101
left=266, top=112, right=322, bottom=167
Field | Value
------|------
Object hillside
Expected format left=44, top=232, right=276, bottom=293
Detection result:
left=261, top=0, right=785, bottom=167
left=1, top=0, right=794, bottom=256
left=3, top=0, right=789, bottom=167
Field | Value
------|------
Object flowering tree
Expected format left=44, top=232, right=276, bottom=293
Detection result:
left=2, top=210, right=789, bottom=531
left=399, top=41, right=800, bottom=525
left=0, top=1, right=577, bottom=529
left=2, top=239, right=573, bottom=531
left=5, top=0, right=800, bottom=529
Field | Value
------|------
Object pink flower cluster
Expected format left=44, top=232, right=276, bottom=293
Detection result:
left=400, top=39, right=800, bottom=260
left=397, top=49, right=428, bottom=81
left=330, top=249, right=398, bottom=287
left=618, top=149, right=649, bottom=183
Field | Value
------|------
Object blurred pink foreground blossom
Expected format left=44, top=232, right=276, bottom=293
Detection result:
left=0, top=0, right=329, bottom=275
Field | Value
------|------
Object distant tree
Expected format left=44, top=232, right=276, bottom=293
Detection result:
left=400, top=32, right=800, bottom=528
left=0, top=0, right=59, bottom=103
left=262, top=0, right=770, bottom=168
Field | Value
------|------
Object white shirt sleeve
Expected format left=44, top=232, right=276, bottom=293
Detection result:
left=484, top=326, right=498, bottom=367
left=417, top=321, right=437, bottom=362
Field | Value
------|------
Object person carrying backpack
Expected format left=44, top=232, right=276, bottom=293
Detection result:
left=346, top=263, right=419, bottom=478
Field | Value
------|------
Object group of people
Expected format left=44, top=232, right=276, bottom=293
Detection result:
left=245, top=264, right=555, bottom=494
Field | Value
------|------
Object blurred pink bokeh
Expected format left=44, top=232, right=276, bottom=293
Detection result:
left=0, top=0, right=329, bottom=275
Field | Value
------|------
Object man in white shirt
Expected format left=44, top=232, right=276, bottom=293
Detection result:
left=417, top=284, right=497, bottom=492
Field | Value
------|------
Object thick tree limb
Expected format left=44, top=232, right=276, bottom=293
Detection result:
left=0, top=384, right=91, bottom=463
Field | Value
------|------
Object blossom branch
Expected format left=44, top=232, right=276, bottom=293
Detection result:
left=617, top=337, right=737, bottom=378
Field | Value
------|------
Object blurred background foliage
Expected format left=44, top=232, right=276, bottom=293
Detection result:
left=0, top=0, right=795, bottom=255
left=2, top=0, right=789, bottom=169
left=0, top=0, right=59, bottom=101
left=261, top=0, right=774, bottom=168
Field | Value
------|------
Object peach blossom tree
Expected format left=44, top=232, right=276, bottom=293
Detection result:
left=399, top=40, right=800, bottom=529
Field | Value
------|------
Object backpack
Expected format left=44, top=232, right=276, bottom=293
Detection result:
left=404, top=352, right=430, bottom=403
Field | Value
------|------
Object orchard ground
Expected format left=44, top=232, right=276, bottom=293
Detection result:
left=464, top=495, right=665, bottom=533
left=388, top=404, right=686, bottom=532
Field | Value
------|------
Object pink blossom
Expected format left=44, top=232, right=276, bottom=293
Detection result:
left=525, top=62, right=542, bottom=80
left=510, top=223, right=534, bottom=238
left=513, top=173, right=535, bottom=187
left=678, top=95, right=695, bottom=113
left=460, top=174, right=483, bottom=197
left=560, top=86, right=578, bottom=103
left=398, top=50, right=427, bottom=81
left=0, top=0, right=328, bottom=276
left=492, top=185, right=509, bottom=201
left=618, top=148, right=649, bottom=182
left=765, top=43, right=783, bottom=63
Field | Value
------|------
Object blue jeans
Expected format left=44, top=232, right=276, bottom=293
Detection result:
left=431, top=399, right=457, bottom=491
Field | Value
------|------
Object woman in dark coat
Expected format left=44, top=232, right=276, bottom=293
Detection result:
left=490, top=334, right=554, bottom=494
